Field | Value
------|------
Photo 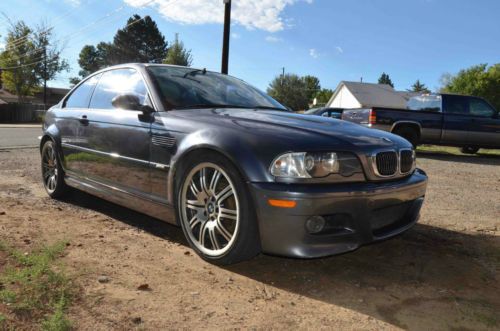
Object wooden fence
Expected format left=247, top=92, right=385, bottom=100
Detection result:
left=0, top=103, right=46, bottom=123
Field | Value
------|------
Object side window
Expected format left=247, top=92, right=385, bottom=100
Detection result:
left=407, top=95, right=442, bottom=112
left=89, top=69, right=148, bottom=110
left=446, top=96, right=469, bottom=115
left=469, top=98, right=495, bottom=117
left=64, top=74, right=101, bottom=108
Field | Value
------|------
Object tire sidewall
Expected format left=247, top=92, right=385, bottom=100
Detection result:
left=175, top=152, right=260, bottom=265
left=41, top=140, right=67, bottom=198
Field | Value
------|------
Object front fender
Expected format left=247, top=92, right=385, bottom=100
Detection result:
left=166, top=129, right=275, bottom=204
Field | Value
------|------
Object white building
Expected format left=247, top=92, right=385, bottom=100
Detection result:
left=326, top=81, right=418, bottom=109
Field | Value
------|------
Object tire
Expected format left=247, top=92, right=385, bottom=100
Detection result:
left=393, top=126, right=419, bottom=147
left=175, top=151, right=260, bottom=265
left=461, top=146, right=479, bottom=154
left=41, top=140, right=68, bottom=199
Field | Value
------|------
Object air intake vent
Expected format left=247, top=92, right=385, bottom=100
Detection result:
left=152, top=134, right=176, bottom=148
left=400, top=150, right=414, bottom=174
left=375, top=151, right=398, bottom=176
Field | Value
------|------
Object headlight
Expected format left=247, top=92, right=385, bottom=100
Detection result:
left=270, top=152, right=359, bottom=178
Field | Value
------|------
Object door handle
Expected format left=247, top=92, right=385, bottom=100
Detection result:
left=79, top=115, right=89, bottom=126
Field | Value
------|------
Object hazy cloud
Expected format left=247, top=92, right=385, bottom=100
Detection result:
left=309, top=48, right=319, bottom=58
left=231, top=33, right=241, bottom=39
left=336, top=46, right=343, bottom=54
left=124, top=0, right=313, bottom=32
left=265, top=35, right=283, bottom=43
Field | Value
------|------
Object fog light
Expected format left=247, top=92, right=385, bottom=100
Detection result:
left=305, top=216, right=326, bottom=234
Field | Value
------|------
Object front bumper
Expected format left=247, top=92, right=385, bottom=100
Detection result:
left=249, top=169, right=428, bottom=258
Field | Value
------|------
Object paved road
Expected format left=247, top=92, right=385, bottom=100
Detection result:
left=0, top=126, right=42, bottom=148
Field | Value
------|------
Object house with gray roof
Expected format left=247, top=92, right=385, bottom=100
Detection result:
left=326, top=81, right=419, bottom=109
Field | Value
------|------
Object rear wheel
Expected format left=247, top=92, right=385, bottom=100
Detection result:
left=176, top=152, right=260, bottom=265
left=461, top=146, right=479, bottom=154
left=393, top=126, right=419, bottom=147
left=41, top=140, right=68, bottom=198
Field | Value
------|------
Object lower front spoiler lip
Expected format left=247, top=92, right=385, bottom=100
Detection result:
left=249, top=169, right=428, bottom=258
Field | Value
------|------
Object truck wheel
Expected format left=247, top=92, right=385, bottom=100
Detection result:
left=393, top=127, right=419, bottom=147
left=461, top=146, right=479, bottom=154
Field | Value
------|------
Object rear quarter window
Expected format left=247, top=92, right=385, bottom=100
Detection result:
left=64, top=74, right=101, bottom=109
left=406, top=95, right=442, bottom=112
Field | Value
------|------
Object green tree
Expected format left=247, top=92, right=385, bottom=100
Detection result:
left=409, top=79, right=431, bottom=93
left=108, top=15, right=168, bottom=64
left=0, top=20, right=69, bottom=103
left=441, top=63, right=500, bottom=111
left=163, top=34, right=192, bottom=66
left=32, top=22, right=69, bottom=103
left=378, top=72, right=394, bottom=88
left=303, top=75, right=320, bottom=102
left=72, top=15, right=168, bottom=84
left=313, top=88, right=334, bottom=105
left=0, top=21, right=37, bottom=102
left=267, top=73, right=309, bottom=111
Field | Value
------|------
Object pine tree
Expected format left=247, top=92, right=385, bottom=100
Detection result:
left=410, top=80, right=431, bottom=93
left=108, top=15, right=168, bottom=64
left=163, top=34, right=192, bottom=67
left=378, top=72, right=394, bottom=88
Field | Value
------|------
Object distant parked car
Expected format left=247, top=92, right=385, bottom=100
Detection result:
left=342, top=94, right=500, bottom=153
left=40, top=63, right=427, bottom=264
left=305, top=107, right=343, bottom=119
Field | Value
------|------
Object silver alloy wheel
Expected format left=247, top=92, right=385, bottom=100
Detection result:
left=42, top=143, right=58, bottom=194
left=180, top=162, right=240, bottom=257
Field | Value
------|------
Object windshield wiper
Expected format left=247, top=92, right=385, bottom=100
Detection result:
left=183, top=68, right=207, bottom=78
left=172, top=104, right=288, bottom=111
left=252, top=105, right=288, bottom=111
left=173, top=104, right=252, bottom=110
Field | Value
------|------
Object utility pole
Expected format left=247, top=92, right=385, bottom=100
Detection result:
left=43, top=44, right=47, bottom=108
left=221, top=0, right=231, bottom=74
left=280, top=67, right=285, bottom=86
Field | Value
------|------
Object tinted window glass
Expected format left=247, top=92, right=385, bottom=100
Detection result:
left=407, top=95, right=442, bottom=112
left=147, top=66, right=286, bottom=111
left=64, top=74, right=101, bottom=108
left=90, top=69, right=147, bottom=110
left=469, top=99, right=495, bottom=117
left=446, top=96, right=469, bottom=114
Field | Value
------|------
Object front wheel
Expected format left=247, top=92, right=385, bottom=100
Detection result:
left=41, top=140, right=68, bottom=198
left=176, top=152, right=260, bottom=265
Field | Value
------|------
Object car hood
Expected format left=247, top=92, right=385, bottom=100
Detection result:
left=171, top=108, right=409, bottom=149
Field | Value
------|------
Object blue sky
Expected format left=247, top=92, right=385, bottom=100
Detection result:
left=1, top=0, right=499, bottom=92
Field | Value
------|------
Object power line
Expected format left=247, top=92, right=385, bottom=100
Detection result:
left=0, top=0, right=181, bottom=71
left=0, top=0, right=96, bottom=51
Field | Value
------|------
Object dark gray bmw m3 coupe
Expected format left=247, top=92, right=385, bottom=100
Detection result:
left=41, top=64, right=428, bottom=264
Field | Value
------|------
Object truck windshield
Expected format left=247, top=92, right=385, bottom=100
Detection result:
left=407, top=95, right=442, bottom=112
left=147, top=66, right=287, bottom=111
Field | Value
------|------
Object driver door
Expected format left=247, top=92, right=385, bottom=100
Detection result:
left=77, top=68, right=152, bottom=195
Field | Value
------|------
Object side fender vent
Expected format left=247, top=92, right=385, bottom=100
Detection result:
left=152, top=134, right=176, bottom=148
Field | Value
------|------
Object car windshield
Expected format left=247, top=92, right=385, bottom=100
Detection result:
left=147, top=66, right=287, bottom=111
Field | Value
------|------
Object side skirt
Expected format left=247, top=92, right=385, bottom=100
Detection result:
left=64, top=174, right=177, bottom=225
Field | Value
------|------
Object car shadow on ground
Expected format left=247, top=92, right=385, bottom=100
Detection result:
left=417, top=150, right=500, bottom=166
left=62, top=189, right=500, bottom=329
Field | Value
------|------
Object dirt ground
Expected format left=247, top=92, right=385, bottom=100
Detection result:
left=0, top=148, right=499, bottom=330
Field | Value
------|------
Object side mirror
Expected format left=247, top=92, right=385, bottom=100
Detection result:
left=112, top=94, right=143, bottom=111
